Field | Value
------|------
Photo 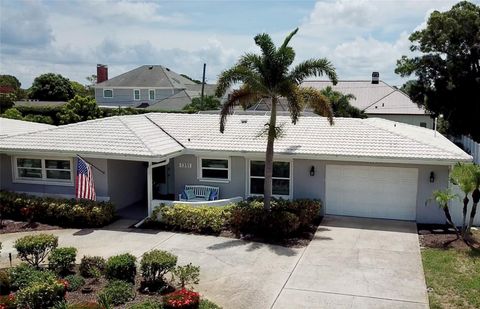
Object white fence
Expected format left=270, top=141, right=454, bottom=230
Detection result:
left=449, top=184, right=480, bottom=226
left=461, top=135, right=480, bottom=164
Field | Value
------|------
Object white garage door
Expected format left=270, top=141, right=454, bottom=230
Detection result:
left=325, top=165, right=418, bottom=220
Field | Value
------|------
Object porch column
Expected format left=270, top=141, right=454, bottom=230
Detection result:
left=147, top=161, right=153, bottom=215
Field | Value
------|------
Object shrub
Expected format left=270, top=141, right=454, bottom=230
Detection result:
left=98, top=280, right=135, bottom=306
left=153, top=204, right=233, bottom=234
left=0, top=190, right=116, bottom=228
left=128, top=300, right=163, bottom=309
left=0, top=270, right=11, bottom=295
left=49, top=247, right=77, bottom=274
left=106, top=253, right=137, bottom=283
left=199, top=299, right=222, bottom=309
left=140, top=250, right=177, bottom=288
left=14, top=234, right=58, bottom=268
left=0, top=293, right=16, bottom=309
left=16, top=277, right=66, bottom=309
left=172, top=264, right=200, bottom=289
left=10, top=263, right=53, bottom=289
left=64, top=274, right=85, bottom=292
left=79, top=256, right=106, bottom=278
left=163, top=288, right=199, bottom=309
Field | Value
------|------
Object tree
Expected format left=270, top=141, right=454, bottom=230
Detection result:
left=70, top=81, right=90, bottom=98
left=0, top=93, right=16, bottom=112
left=183, top=95, right=221, bottom=112
left=320, top=86, right=366, bottom=118
left=57, top=95, right=101, bottom=124
left=0, top=74, right=21, bottom=90
left=467, top=165, right=480, bottom=234
left=427, top=189, right=460, bottom=239
left=2, top=107, right=23, bottom=120
left=30, top=73, right=75, bottom=101
left=395, top=1, right=480, bottom=139
left=215, top=28, right=337, bottom=209
left=450, top=163, right=475, bottom=236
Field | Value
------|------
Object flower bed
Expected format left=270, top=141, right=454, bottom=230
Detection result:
left=0, top=191, right=116, bottom=228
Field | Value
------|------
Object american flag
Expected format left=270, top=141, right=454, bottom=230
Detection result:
left=76, top=157, right=96, bottom=201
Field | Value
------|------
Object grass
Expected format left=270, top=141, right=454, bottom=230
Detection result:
left=422, top=245, right=480, bottom=308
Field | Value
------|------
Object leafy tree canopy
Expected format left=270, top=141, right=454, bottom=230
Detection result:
left=70, top=80, right=91, bottom=98
left=30, top=73, right=75, bottom=101
left=0, top=93, right=17, bottom=112
left=320, top=86, right=366, bottom=118
left=395, top=1, right=480, bottom=139
left=183, top=95, right=221, bottom=112
left=57, top=95, right=101, bottom=124
left=0, top=74, right=21, bottom=90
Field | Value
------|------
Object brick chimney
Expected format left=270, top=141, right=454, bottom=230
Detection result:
left=97, top=64, right=108, bottom=84
left=371, top=72, right=379, bottom=84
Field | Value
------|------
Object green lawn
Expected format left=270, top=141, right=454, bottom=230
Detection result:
left=422, top=247, right=480, bottom=308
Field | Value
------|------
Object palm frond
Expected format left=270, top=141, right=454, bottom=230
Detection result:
left=215, top=65, right=266, bottom=97
left=299, top=87, right=334, bottom=125
left=219, top=87, right=262, bottom=133
left=278, top=82, right=302, bottom=124
left=427, top=189, right=458, bottom=209
left=289, top=59, right=338, bottom=85
left=254, top=33, right=276, bottom=58
left=450, top=162, right=476, bottom=194
left=280, top=28, right=299, bottom=50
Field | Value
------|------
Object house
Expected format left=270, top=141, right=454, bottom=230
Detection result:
left=0, top=118, right=54, bottom=138
left=246, top=73, right=433, bottom=129
left=94, top=64, right=216, bottom=109
left=0, top=113, right=472, bottom=223
left=0, top=113, right=472, bottom=224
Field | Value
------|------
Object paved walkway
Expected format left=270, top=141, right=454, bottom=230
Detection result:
left=0, top=216, right=428, bottom=309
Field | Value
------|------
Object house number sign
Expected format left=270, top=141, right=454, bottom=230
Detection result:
left=178, top=162, right=192, bottom=169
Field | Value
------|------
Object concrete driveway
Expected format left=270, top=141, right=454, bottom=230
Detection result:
left=0, top=216, right=428, bottom=309
left=272, top=216, right=429, bottom=309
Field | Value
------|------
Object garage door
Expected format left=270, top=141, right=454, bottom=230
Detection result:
left=325, top=165, right=418, bottom=220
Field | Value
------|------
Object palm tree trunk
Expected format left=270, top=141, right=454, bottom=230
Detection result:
left=462, top=195, right=469, bottom=236
left=467, top=188, right=480, bottom=234
left=443, top=206, right=460, bottom=239
left=263, top=96, right=277, bottom=210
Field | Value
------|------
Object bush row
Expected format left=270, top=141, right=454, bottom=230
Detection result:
left=0, top=191, right=116, bottom=228
left=148, top=198, right=322, bottom=239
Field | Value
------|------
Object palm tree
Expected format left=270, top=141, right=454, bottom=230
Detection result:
left=450, top=163, right=475, bottom=236
left=320, top=86, right=366, bottom=118
left=215, top=28, right=338, bottom=210
left=466, top=165, right=480, bottom=234
left=428, top=189, right=460, bottom=238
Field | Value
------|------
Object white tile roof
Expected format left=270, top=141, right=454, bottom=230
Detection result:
left=0, top=118, right=54, bottom=138
left=302, top=80, right=427, bottom=115
left=0, top=115, right=183, bottom=159
left=0, top=113, right=471, bottom=163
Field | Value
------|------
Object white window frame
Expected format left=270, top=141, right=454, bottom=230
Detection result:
left=149, top=89, right=155, bottom=100
left=103, top=89, right=113, bottom=98
left=12, top=156, right=74, bottom=186
left=246, top=158, right=293, bottom=199
left=197, top=157, right=231, bottom=183
left=133, top=89, right=141, bottom=100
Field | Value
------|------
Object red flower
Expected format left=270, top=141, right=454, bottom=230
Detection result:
left=163, top=288, right=200, bottom=309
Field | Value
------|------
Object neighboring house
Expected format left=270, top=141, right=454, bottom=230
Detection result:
left=0, top=114, right=472, bottom=224
left=94, top=64, right=216, bottom=109
left=245, top=73, right=433, bottom=129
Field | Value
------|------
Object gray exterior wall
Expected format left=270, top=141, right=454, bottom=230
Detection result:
left=95, top=88, right=182, bottom=107
left=173, top=155, right=246, bottom=199
left=0, top=154, right=108, bottom=199
left=368, top=114, right=434, bottom=129
left=107, top=159, right=146, bottom=209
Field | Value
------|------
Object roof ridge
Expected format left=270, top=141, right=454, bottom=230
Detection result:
left=362, top=89, right=397, bottom=111
left=144, top=114, right=186, bottom=149
left=161, top=66, right=178, bottom=89
left=117, top=115, right=157, bottom=156
left=363, top=119, right=463, bottom=158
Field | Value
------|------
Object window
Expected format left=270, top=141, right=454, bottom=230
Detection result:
left=103, top=89, right=113, bottom=98
left=149, top=89, right=155, bottom=100
left=420, top=122, right=427, bottom=128
left=199, top=158, right=230, bottom=181
left=14, top=157, right=73, bottom=185
left=134, top=89, right=140, bottom=100
left=249, top=160, right=290, bottom=196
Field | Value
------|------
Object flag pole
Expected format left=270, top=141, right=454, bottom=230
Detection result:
left=76, top=155, right=105, bottom=174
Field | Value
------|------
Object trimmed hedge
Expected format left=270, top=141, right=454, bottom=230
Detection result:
left=230, top=198, right=322, bottom=238
left=150, top=204, right=234, bottom=234
left=105, top=253, right=137, bottom=283
left=0, top=191, right=116, bottom=228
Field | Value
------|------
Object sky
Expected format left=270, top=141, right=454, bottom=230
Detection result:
left=1, top=0, right=477, bottom=88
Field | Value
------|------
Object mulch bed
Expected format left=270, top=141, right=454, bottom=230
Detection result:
left=417, top=223, right=480, bottom=250
left=0, top=219, right=61, bottom=234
